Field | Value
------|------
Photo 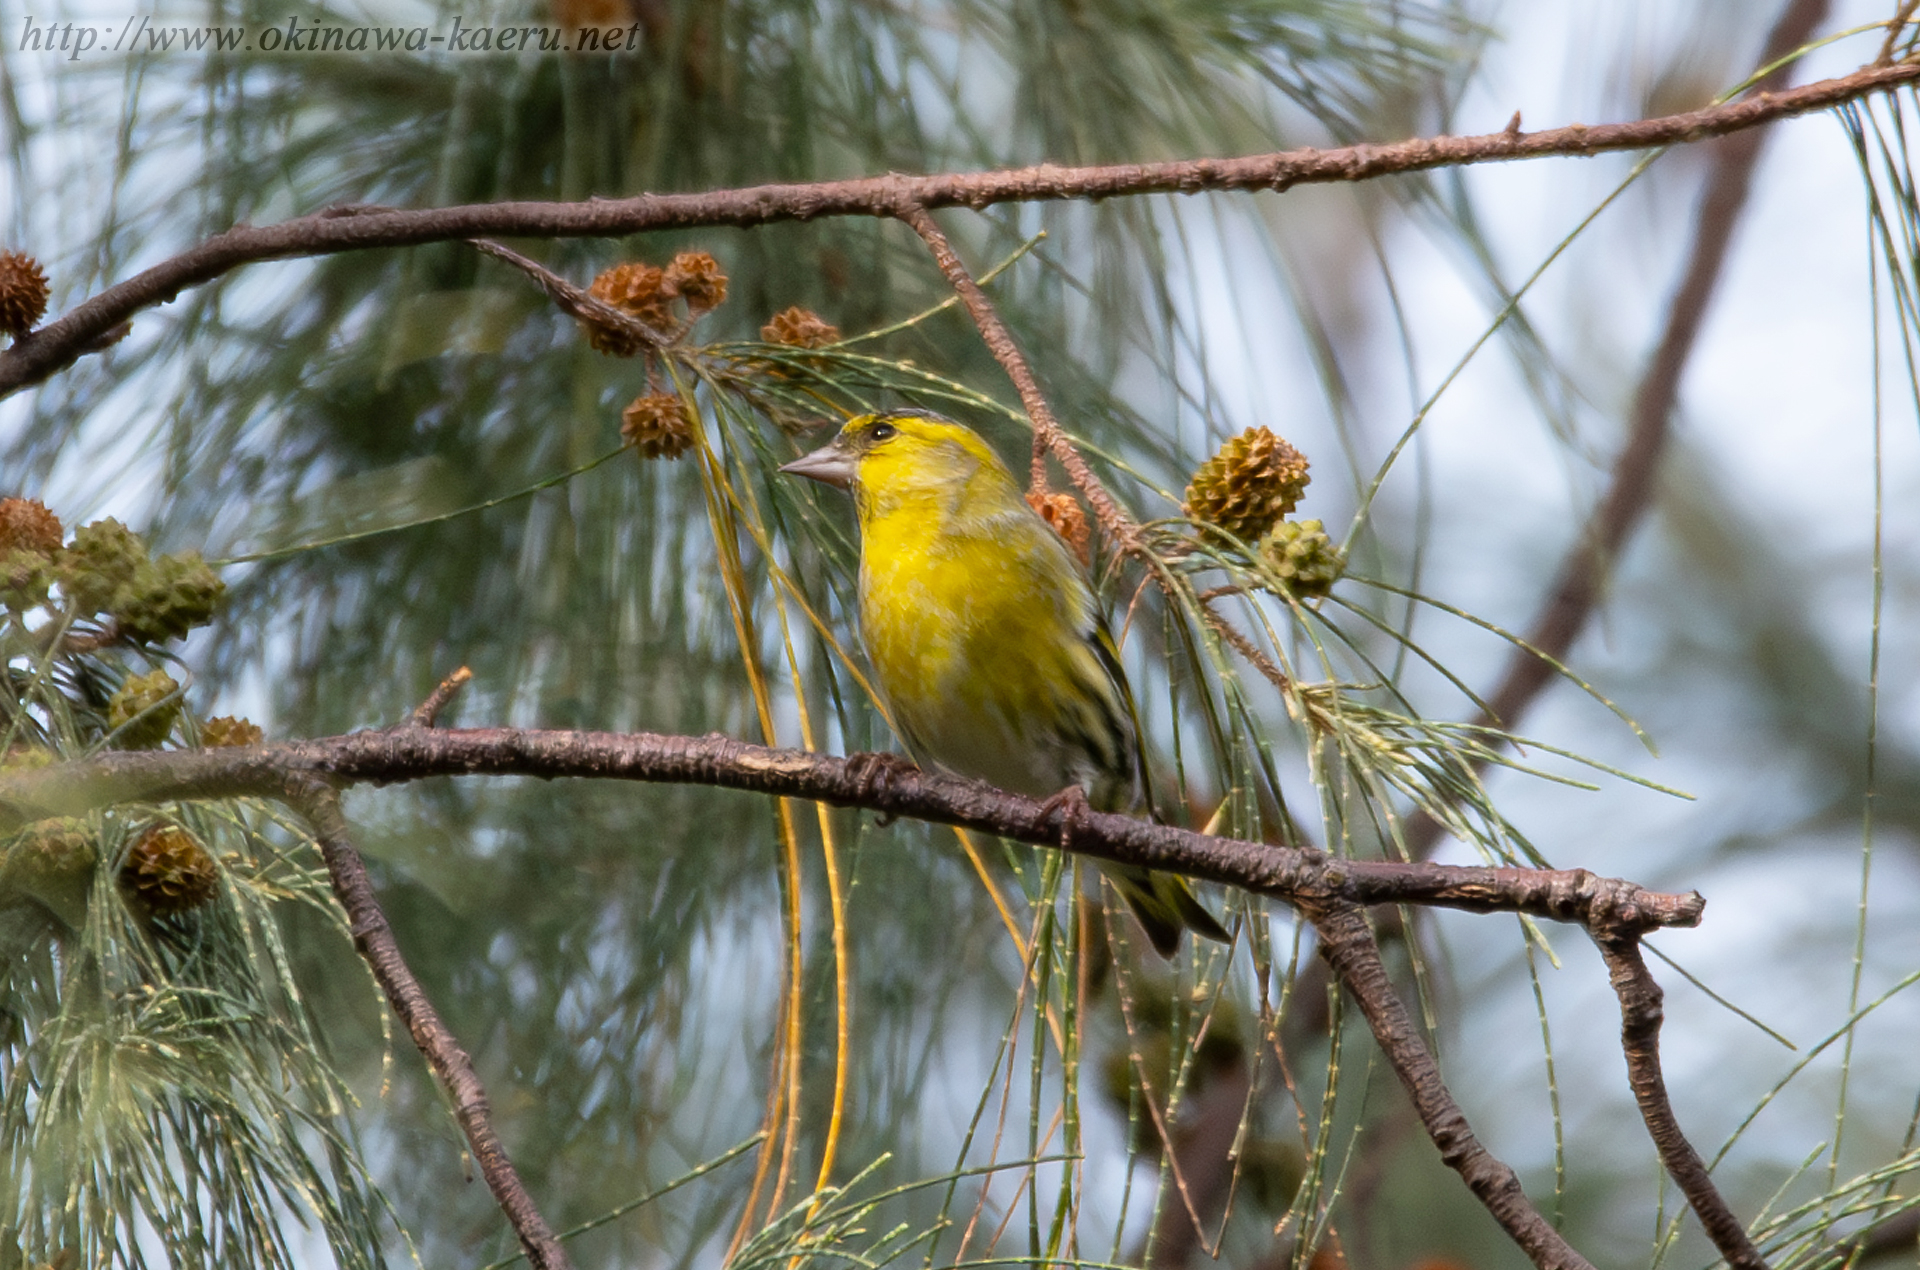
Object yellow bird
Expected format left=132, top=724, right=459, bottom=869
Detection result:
left=781, top=409, right=1229, bottom=956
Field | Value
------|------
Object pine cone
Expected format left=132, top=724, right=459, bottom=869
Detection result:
left=121, top=825, right=218, bottom=914
left=621, top=392, right=695, bottom=460
left=0, top=497, right=62, bottom=554
left=1183, top=427, right=1310, bottom=543
left=0, top=497, right=63, bottom=609
left=6, top=816, right=97, bottom=929
left=1257, top=519, right=1345, bottom=598
left=1026, top=491, right=1091, bottom=567
left=115, top=550, right=225, bottom=643
left=201, top=715, right=264, bottom=747
left=107, top=669, right=181, bottom=749
left=0, top=251, right=49, bottom=336
left=58, top=518, right=148, bottom=618
left=761, top=306, right=840, bottom=349
left=10, top=817, right=97, bottom=881
left=584, top=262, right=674, bottom=355
left=662, top=251, right=728, bottom=314
left=55, top=519, right=224, bottom=641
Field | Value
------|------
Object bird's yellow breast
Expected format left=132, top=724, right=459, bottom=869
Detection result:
left=851, top=438, right=1116, bottom=799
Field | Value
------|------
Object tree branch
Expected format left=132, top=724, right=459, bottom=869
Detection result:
left=1593, top=931, right=1767, bottom=1270
left=286, top=780, right=574, bottom=1270
left=2, top=48, right=1904, bottom=398
left=1309, top=899, right=1596, bottom=1270
left=1, top=725, right=1677, bottom=1270
left=897, top=202, right=1142, bottom=549
left=0, top=727, right=1701, bottom=934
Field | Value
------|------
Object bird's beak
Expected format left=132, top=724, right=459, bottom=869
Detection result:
left=779, top=439, right=855, bottom=491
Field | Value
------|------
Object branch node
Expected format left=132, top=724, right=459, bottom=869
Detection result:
left=403, top=666, right=474, bottom=730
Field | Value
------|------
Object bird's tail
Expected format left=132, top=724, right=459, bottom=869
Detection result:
left=1105, top=863, right=1232, bottom=958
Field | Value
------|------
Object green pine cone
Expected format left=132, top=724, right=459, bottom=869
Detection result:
left=58, top=518, right=148, bottom=618
left=117, top=551, right=225, bottom=643
left=1257, top=519, right=1345, bottom=597
left=107, top=669, right=181, bottom=748
left=3, top=817, right=97, bottom=929
left=56, top=519, right=224, bottom=641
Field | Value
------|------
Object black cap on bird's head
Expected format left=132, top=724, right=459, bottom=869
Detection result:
left=779, top=410, right=955, bottom=491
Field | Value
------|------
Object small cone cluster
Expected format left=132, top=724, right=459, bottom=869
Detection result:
left=0, top=497, right=61, bottom=554
left=1258, top=519, right=1345, bottom=598
left=200, top=715, right=264, bottom=748
left=10, top=817, right=97, bottom=886
left=621, top=393, right=695, bottom=460
left=1026, top=491, right=1091, bottom=566
left=1183, top=426, right=1311, bottom=543
left=1184, top=427, right=1343, bottom=598
left=56, top=516, right=226, bottom=640
left=0, top=496, right=63, bottom=609
left=107, top=669, right=181, bottom=749
left=586, top=263, right=670, bottom=355
left=121, top=824, right=219, bottom=914
left=6, top=816, right=97, bottom=928
left=0, top=250, right=49, bottom=337
left=761, top=306, right=840, bottom=349
left=663, top=251, right=728, bottom=313
left=584, top=251, right=729, bottom=356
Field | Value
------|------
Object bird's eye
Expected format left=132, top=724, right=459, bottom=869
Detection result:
left=869, top=422, right=898, bottom=442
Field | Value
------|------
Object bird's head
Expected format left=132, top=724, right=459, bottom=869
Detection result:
left=779, top=411, right=1009, bottom=510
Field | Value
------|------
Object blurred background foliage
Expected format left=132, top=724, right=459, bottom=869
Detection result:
left=2, top=0, right=1919, bottom=1267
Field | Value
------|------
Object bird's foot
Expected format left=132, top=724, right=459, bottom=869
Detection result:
left=844, top=751, right=921, bottom=827
left=1038, top=784, right=1094, bottom=849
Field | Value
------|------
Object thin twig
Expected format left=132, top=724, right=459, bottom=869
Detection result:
left=1202, top=602, right=1294, bottom=693
left=895, top=201, right=1142, bottom=552
left=1875, top=0, right=1919, bottom=65
left=1318, top=10, right=1830, bottom=1264
left=465, top=238, right=674, bottom=349
left=1838, top=1207, right=1920, bottom=1264
left=287, top=780, right=573, bottom=1270
left=1593, top=931, right=1768, bottom=1270
left=5, top=52, right=1909, bottom=397
left=405, top=665, right=473, bottom=729
left=1141, top=1057, right=1253, bottom=1268
left=1308, top=899, right=1596, bottom=1270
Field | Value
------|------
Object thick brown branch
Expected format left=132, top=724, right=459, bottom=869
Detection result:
left=1594, top=932, right=1767, bottom=1269
left=1309, top=900, right=1595, bottom=1270
left=0, top=727, right=1701, bottom=932
left=287, top=781, right=573, bottom=1270
left=1, top=49, right=1903, bottom=398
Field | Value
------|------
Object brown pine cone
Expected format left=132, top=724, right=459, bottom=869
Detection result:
left=584, top=262, right=673, bottom=355
left=121, top=824, right=219, bottom=914
left=761, top=306, right=840, bottom=349
left=1026, top=491, right=1091, bottom=567
left=663, top=251, right=728, bottom=314
left=621, top=392, right=695, bottom=460
left=0, top=251, right=49, bottom=336
left=1183, top=427, right=1310, bottom=543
